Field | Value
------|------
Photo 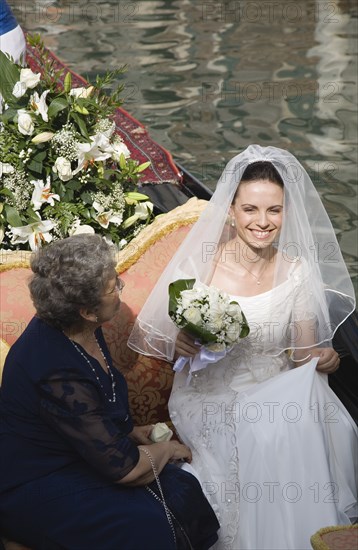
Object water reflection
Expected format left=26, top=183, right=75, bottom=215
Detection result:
left=11, top=0, right=357, bottom=289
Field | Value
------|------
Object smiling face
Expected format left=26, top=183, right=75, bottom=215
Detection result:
left=231, top=179, right=284, bottom=250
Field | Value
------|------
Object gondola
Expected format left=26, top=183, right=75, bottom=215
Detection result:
left=0, top=32, right=357, bottom=550
left=4, top=41, right=358, bottom=423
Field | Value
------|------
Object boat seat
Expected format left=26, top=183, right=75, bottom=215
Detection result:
left=310, top=524, right=358, bottom=549
left=0, top=197, right=206, bottom=549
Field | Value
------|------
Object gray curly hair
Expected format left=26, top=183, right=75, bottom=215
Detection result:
left=29, top=234, right=117, bottom=330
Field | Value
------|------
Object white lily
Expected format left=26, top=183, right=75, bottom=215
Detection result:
left=0, top=162, right=14, bottom=177
left=30, top=90, right=50, bottom=122
left=134, top=201, right=153, bottom=220
left=31, top=177, right=60, bottom=211
left=31, top=131, right=54, bottom=144
left=74, top=133, right=112, bottom=174
left=9, top=214, right=54, bottom=251
left=12, top=68, right=41, bottom=98
left=104, top=140, right=130, bottom=162
left=92, top=201, right=123, bottom=229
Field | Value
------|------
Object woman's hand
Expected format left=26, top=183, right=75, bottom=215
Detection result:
left=312, top=348, right=340, bottom=374
left=167, top=440, right=192, bottom=463
left=129, top=425, right=154, bottom=445
left=175, top=330, right=201, bottom=358
left=118, top=440, right=192, bottom=486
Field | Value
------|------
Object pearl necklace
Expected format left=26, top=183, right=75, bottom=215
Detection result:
left=67, top=336, right=116, bottom=403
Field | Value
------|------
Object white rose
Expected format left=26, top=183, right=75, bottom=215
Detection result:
left=205, top=316, right=224, bottom=332
left=20, top=68, right=41, bottom=89
left=150, top=423, right=173, bottom=442
left=70, top=223, right=95, bottom=236
left=225, top=322, right=242, bottom=343
left=12, top=68, right=41, bottom=98
left=53, top=157, right=73, bottom=182
left=0, top=162, right=14, bottom=176
left=183, top=307, right=202, bottom=325
left=17, top=110, right=34, bottom=135
left=226, top=302, right=242, bottom=319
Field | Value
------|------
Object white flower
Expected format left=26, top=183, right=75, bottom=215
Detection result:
left=74, top=133, right=111, bottom=174
left=183, top=307, right=202, bottom=325
left=69, top=220, right=95, bottom=236
left=93, top=209, right=123, bottom=229
left=32, top=131, right=55, bottom=144
left=134, top=201, right=153, bottom=220
left=30, top=90, right=50, bottom=122
left=31, top=177, right=60, bottom=210
left=12, top=68, right=41, bottom=98
left=227, top=302, right=243, bottom=319
left=104, top=140, right=130, bottom=162
left=0, top=227, right=4, bottom=244
left=69, top=86, right=94, bottom=99
left=225, top=322, right=242, bottom=343
left=17, top=110, right=34, bottom=135
left=0, top=162, right=14, bottom=177
left=9, top=214, right=54, bottom=251
left=150, top=423, right=173, bottom=442
left=53, top=157, right=73, bottom=182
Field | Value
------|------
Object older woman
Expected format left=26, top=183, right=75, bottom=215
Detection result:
left=0, top=234, right=219, bottom=549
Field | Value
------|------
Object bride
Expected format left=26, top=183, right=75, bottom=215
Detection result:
left=129, top=145, right=357, bottom=549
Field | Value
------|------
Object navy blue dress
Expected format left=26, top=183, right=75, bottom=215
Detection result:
left=0, top=317, right=219, bottom=549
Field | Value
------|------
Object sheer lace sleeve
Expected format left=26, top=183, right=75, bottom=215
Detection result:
left=37, top=369, right=139, bottom=481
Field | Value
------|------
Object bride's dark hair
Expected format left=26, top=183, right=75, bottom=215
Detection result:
left=240, top=161, right=284, bottom=187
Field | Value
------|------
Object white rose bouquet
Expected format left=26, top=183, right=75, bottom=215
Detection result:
left=0, top=35, right=153, bottom=251
left=168, top=279, right=249, bottom=381
left=169, top=278, right=249, bottom=350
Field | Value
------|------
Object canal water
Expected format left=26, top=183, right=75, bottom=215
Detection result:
left=11, top=0, right=357, bottom=290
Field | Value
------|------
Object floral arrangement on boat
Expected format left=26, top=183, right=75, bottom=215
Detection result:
left=0, top=36, right=153, bottom=251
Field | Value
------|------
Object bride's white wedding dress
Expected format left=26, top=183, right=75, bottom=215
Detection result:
left=169, top=271, right=357, bottom=550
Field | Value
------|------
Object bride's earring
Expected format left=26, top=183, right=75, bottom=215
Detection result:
left=231, top=216, right=236, bottom=227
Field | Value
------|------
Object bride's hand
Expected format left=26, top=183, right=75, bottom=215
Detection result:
left=175, top=330, right=201, bottom=358
left=312, top=348, right=340, bottom=374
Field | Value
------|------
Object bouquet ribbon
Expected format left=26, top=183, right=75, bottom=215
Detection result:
left=173, top=346, right=227, bottom=385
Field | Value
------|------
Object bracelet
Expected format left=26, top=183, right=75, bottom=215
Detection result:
left=139, top=447, right=177, bottom=546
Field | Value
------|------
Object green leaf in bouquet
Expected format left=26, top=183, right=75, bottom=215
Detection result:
left=0, top=50, right=21, bottom=102
left=168, top=278, right=196, bottom=318
left=70, top=112, right=89, bottom=139
left=4, top=205, right=22, bottom=227
left=80, top=191, right=93, bottom=204
left=1, top=108, right=18, bottom=123
left=238, top=310, right=250, bottom=338
left=183, top=321, right=218, bottom=344
left=47, top=97, right=68, bottom=118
